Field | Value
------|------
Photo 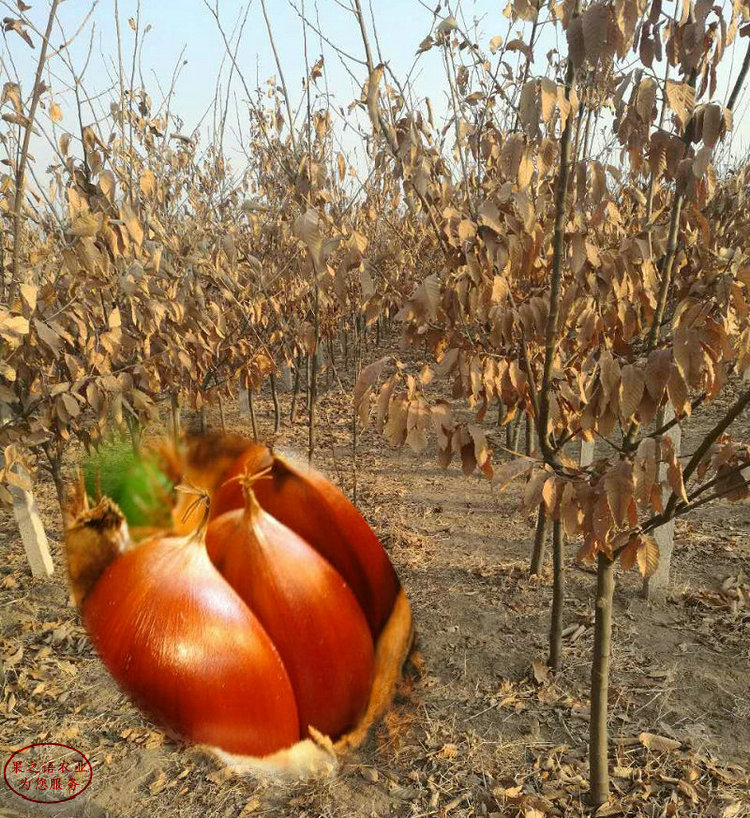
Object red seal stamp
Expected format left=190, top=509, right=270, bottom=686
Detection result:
left=3, top=743, right=92, bottom=804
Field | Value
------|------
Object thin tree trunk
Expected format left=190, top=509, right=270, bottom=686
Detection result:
left=303, top=214, right=320, bottom=463
left=727, top=39, right=750, bottom=112
left=8, top=0, right=61, bottom=302
left=646, top=67, right=698, bottom=352
left=218, top=394, right=226, bottom=433
left=537, top=0, right=581, bottom=464
left=525, top=414, right=534, bottom=456
left=170, top=392, right=181, bottom=447
left=270, top=373, right=280, bottom=433
left=331, top=337, right=338, bottom=387
left=589, top=553, right=615, bottom=807
left=352, top=402, right=358, bottom=506
left=353, top=320, right=360, bottom=387
left=646, top=195, right=684, bottom=350
left=308, top=351, right=318, bottom=463
left=511, top=412, right=522, bottom=451
left=530, top=504, right=547, bottom=575
left=259, top=0, right=297, bottom=149
left=328, top=339, right=342, bottom=385
left=548, top=520, right=564, bottom=672
left=198, top=406, right=207, bottom=434
left=290, top=353, right=301, bottom=422
left=248, top=389, right=258, bottom=441
left=572, top=103, right=587, bottom=163
left=126, top=415, right=142, bottom=453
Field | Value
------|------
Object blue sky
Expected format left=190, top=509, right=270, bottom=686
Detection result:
left=2, top=1, right=749, bottom=185
left=36, top=0, right=510, bottom=168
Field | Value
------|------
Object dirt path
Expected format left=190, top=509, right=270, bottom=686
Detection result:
left=1, top=342, right=749, bottom=817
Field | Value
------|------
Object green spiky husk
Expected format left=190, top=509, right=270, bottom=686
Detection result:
left=83, top=438, right=174, bottom=530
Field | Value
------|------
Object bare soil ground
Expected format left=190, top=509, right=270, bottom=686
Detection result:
left=1, top=338, right=749, bottom=817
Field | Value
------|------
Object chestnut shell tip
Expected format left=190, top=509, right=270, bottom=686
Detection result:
left=69, top=496, right=127, bottom=531
left=65, top=496, right=130, bottom=607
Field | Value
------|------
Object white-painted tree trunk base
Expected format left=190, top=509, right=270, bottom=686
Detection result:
left=238, top=386, right=250, bottom=415
left=1, top=401, right=53, bottom=578
left=278, top=364, right=293, bottom=392
left=11, top=465, right=54, bottom=578
left=580, top=438, right=595, bottom=468
left=644, top=403, right=681, bottom=600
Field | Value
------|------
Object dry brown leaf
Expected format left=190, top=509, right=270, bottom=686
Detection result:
left=604, top=459, right=634, bottom=527
left=665, top=80, right=695, bottom=131
left=531, top=660, right=549, bottom=685
left=493, top=457, right=533, bottom=493
left=619, top=364, right=645, bottom=422
left=636, top=535, right=659, bottom=578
